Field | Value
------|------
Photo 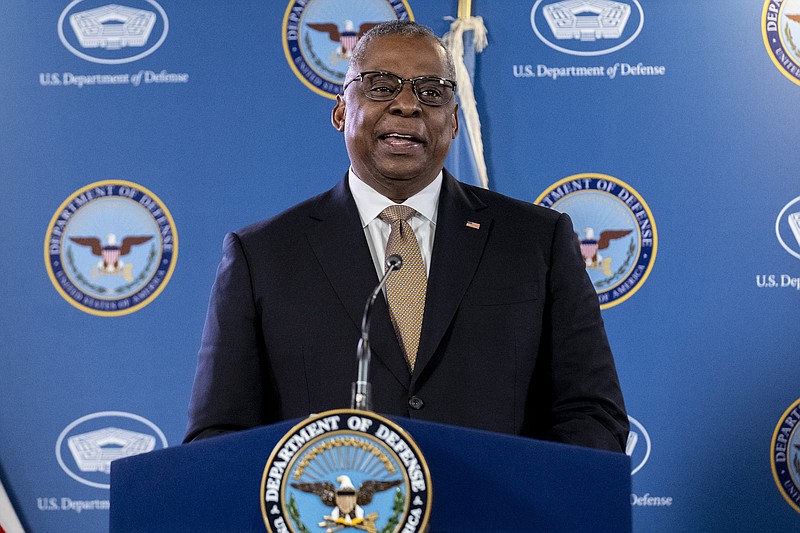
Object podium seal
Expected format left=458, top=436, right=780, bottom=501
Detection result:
left=260, top=409, right=432, bottom=533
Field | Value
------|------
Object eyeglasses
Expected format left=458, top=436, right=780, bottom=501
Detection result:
left=343, top=71, right=457, bottom=106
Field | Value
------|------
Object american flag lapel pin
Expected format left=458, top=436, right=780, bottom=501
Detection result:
left=465, top=221, right=481, bottom=230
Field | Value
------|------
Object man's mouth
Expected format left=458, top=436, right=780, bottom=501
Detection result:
left=379, top=132, right=424, bottom=149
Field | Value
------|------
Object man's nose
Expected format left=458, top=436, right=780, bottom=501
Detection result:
left=389, top=81, right=421, bottom=115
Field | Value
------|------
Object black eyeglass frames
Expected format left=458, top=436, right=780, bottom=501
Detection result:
left=342, top=71, right=457, bottom=106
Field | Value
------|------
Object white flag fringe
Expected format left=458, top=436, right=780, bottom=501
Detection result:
left=443, top=16, right=489, bottom=189
left=0, top=478, right=25, bottom=533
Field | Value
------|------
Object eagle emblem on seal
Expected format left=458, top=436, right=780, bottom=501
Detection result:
left=69, top=233, right=154, bottom=281
left=291, top=474, right=401, bottom=532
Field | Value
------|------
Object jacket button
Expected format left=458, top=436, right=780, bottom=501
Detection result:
left=408, top=396, right=424, bottom=410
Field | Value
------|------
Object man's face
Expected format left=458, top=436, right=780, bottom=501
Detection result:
left=332, top=34, right=458, bottom=201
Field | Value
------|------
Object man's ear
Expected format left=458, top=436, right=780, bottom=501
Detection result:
left=331, top=95, right=346, bottom=132
left=451, top=103, right=459, bottom=139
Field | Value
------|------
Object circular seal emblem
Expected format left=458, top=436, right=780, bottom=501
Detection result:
left=535, top=173, right=657, bottom=309
left=261, top=409, right=431, bottom=533
left=771, top=398, right=800, bottom=513
left=56, top=411, right=168, bottom=489
left=282, top=0, right=414, bottom=99
left=530, top=0, right=644, bottom=57
left=58, top=0, right=169, bottom=65
left=44, top=180, right=178, bottom=316
left=762, top=0, right=800, bottom=87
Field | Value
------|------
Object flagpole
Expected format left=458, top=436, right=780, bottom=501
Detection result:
left=458, top=0, right=472, bottom=19
left=443, top=0, right=489, bottom=189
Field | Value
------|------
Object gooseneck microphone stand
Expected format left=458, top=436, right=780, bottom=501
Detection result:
left=351, top=254, right=402, bottom=411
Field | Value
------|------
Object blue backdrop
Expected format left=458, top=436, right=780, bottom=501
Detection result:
left=1, top=1, right=799, bottom=531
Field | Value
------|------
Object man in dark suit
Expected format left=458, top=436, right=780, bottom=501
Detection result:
left=185, top=21, right=628, bottom=452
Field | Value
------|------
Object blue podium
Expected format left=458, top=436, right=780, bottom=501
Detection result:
left=110, top=417, right=631, bottom=532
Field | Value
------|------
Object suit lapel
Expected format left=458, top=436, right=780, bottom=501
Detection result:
left=412, top=172, right=491, bottom=384
left=304, top=176, right=411, bottom=388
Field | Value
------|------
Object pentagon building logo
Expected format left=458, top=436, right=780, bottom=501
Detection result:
left=68, top=427, right=155, bottom=474
left=626, top=415, right=651, bottom=475
left=776, top=195, right=800, bottom=260
left=544, top=0, right=630, bottom=41
left=69, top=4, right=156, bottom=50
left=59, top=0, right=169, bottom=64
left=531, top=0, right=644, bottom=56
left=56, top=411, right=168, bottom=489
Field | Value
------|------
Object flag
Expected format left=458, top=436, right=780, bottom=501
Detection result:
left=443, top=14, right=489, bottom=189
left=0, top=477, right=25, bottom=533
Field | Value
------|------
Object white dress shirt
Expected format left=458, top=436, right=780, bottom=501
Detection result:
left=348, top=168, right=442, bottom=281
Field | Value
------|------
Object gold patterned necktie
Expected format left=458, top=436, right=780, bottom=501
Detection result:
left=379, top=205, right=427, bottom=372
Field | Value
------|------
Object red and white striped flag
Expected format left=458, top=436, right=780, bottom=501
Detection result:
left=0, top=478, right=25, bottom=533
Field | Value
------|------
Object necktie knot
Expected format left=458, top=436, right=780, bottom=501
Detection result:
left=379, top=205, right=416, bottom=225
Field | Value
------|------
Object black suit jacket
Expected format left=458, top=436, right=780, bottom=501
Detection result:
left=185, top=171, right=628, bottom=451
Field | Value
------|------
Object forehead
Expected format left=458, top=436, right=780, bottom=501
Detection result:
left=355, top=35, right=449, bottom=78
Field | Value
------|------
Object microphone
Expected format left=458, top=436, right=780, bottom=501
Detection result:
left=352, top=254, right=403, bottom=411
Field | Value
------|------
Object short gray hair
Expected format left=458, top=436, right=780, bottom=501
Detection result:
left=348, top=20, right=455, bottom=80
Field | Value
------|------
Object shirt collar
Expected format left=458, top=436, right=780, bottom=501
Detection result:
left=348, top=168, right=442, bottom=228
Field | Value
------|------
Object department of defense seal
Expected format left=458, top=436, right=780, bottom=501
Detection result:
left=763, top=0, right=800, bottom=87
left=771, top=398, right=800, bottom=513
left=282, top=0, right=413, bottom=99
left=44, top=180, right=178, bottom=316
left=535, top=173, right=657, bottom=309
left=261, top=410, right=431, bottom=533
